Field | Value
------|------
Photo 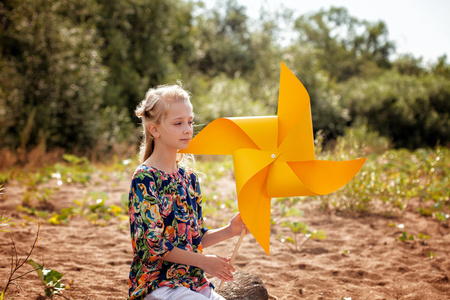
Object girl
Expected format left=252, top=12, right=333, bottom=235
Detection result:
left=128, top=84, right=247, bottom=300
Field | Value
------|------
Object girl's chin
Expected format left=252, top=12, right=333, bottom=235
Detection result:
left=178, top=142, right=190, bottom=149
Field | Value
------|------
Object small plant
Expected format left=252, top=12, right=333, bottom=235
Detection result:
left=28, top=260, right=67, bottom=298
left=1, top=222, right=42, bottom=300
left=0, top=186, right=11, bottom=231
left=282, top=220, right=326, bottom=251
left=0, top=172, right=11, bottom=185
left=417, top=233, right=431, bottom=245
left=398, top=231, right=431, bottom=245
left=0, top=211, right=12, bottom=232
left=398, top=231, right=415, bottom=242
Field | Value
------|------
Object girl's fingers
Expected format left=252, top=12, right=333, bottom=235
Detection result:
left=217, top=255, right=229, bottom=261
left=220, top=268, right=234, bottom=281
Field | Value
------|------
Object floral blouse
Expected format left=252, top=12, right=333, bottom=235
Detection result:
left=128, top=164, right=212, bottom=300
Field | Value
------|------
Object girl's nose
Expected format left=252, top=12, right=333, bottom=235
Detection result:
left=184, top=125, right=192, bottom=134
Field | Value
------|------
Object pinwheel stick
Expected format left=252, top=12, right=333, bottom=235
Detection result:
left=218, top=228, right=246, bottom=290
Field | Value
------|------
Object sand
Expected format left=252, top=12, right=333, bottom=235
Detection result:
left=1, top=171, right=449, bottom=300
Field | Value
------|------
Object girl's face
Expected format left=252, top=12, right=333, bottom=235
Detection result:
left=154, top=100, right=194, bottom=151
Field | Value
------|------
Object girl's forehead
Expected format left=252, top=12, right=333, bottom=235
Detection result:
left=166, top=101, right=193, bottom=118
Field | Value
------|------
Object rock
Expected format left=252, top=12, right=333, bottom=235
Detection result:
left=211, top=271, right=269, bottom=300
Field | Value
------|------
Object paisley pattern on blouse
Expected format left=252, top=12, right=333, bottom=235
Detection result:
left=128, top=164, right=212, bottom=300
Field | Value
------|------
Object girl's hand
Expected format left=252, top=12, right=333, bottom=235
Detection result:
left=201, top=255, right=235, bottom=282
left=229, top=213, right=249, bottom=237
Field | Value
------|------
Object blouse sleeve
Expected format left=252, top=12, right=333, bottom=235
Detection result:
left=129, top=170, right=174, bottom=264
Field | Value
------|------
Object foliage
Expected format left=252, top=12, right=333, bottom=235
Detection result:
left=340, top=71, right=449, bottom=149
left=0, top=210, right=12, bottom=232
left=317, top=129, right=449, bottom=219
left=1, top=222, right=42, bottom=300
left=192, top=75, right=274, bottom=126
left=0, top=0, right=449, bottom=232
left=51, top=154, right=94, bottom=185
left=0, top=0, right=107, bottom=152
left=0, top=1, right=448, bottom=155
left=28, top=259, right=67, bottom=298
left=18, top=189, right=130, bottom=227
left=293, top=6, right=394, bottom=82
left=282, top=220, right=326, bottom=252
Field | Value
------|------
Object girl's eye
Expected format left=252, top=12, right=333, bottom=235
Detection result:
left=173, top=120, right=193, bottom=126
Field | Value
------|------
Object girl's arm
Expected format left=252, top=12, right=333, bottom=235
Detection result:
left=163, top=213, right=247, bottom=282
left=201, top=213, right=247, bottom=248
left=163, top=247, right=235, bottom=282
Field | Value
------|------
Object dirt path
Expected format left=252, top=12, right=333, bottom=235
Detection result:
left=1, top=173, right=449, bottom=299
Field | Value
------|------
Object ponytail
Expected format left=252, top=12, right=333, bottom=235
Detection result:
left=141, top=126, right=154, bottom=163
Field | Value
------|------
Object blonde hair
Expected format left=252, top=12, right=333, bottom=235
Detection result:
left=135, top=83, right=192, bottom=163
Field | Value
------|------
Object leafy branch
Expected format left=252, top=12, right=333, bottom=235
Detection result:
left=1, top=222, right=42, bottom=299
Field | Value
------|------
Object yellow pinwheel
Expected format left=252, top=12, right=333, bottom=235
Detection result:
left=180, top=62, right=366, bottom=255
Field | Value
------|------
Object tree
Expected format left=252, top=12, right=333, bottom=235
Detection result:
left=95, top=0, right=197, bottom=114
left=0, top=0, right=106, bottom=152
left=293, top=6, right=395, bottom=81
left=191, top=0, right=255, bottom=78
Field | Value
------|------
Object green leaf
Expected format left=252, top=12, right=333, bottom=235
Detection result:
left=399, top=232, right=414, bottom=242
left=435, top=212, right=449, bottom=222
left=28, top=259, right=66, bottom=296
left=42, top=268, right=64, bottom=283
left=285, top=237, right=295, bottom=244
left=47, top=215, right=60, bottom=225
left=28, top=259, right=45, bottom=284
left=310, top=230, right=326, bottom=240
left=417, top=207, right=432, bottom=216
left=282, top=221, right=308, bottom=234
left=432, top=200, right=444, bottom=211
left=89, top=199, right=105, bottom=212
left=417, top=233, right=430, bottom=240
left=285, top=207, right=304, bottom=217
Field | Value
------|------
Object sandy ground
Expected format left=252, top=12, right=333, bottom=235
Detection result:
left=1, top=170, right=449, bottom=300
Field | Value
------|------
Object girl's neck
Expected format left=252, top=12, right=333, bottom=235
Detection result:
left=145, top=148, right=178, bottom=173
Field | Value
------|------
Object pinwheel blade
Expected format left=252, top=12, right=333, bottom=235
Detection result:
left=233, top=149, right=279, bottom=197
left=230, top=116, right=278, bottom=151
left=277, top=62, right=311, bottom=148
left=179, top=118, right=258, bottom=155
left=236, top=166, right=272, bottom=255
left=287, top=158, right=367, bottom=195
left=277, top=109, right=315, bottom=162
left=266, top=160, right=318, bottom=198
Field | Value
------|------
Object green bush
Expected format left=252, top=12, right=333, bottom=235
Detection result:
left=340, top=72, right=449, bottom=148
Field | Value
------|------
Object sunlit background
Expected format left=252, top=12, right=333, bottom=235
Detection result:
left=229, top=0, right=450, bottom=62
left=0, top=0, right=448, bottom=168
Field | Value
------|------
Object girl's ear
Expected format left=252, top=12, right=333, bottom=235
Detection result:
left=147, top=122, right=160, bottom=138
